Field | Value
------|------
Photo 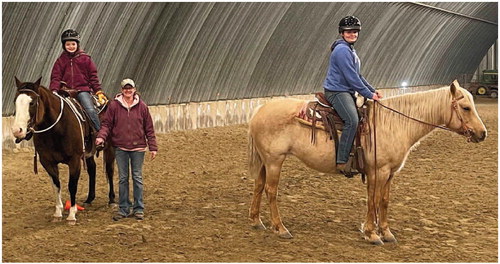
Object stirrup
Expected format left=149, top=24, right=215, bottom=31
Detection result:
left=342, top=154, right=360, bottom=178
left=339, top=170, right=358, bottom=178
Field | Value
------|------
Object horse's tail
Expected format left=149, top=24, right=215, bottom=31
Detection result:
left=248, top=105, right=264, bottom=179
left=248, top=131, right=264, bottom=178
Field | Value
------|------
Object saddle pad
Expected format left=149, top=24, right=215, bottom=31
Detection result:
left=296, top=101, right=343, bottom=130
left=61, top=97, right=86, bottom=123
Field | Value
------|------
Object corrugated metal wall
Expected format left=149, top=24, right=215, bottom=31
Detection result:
left=2, top=2, right=497, bottom=116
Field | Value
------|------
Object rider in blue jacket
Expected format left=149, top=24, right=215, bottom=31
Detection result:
left=323, top=16, right=382, bottom=175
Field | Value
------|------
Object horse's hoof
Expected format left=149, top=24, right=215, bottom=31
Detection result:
left=382, top=230, right=397, bottom=243
left=67, top=220, right=77, bottom=226
left=369, top=238, right=384, bottom=245
left=278, top=231, right=293, bottom=239
left=251, top=221, right=266, bottom=230
left=52, top=217, right=62, bottom=222
left=108, top=203, right=118, bottom=208
left=383, top=236, right=398, bottom=243
left=83, top=202, right=92, bottom=208
left=365, top=234, right=384, bottom=245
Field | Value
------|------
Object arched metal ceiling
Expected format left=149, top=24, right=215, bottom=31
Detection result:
left=2, top=2, right=497, bottom=116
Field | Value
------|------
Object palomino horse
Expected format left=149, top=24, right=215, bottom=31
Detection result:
left=248, top=80, right=486, bottom=244
left=11, top=77, right=116, bottom=224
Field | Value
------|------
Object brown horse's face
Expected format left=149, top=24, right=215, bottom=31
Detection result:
left=448, top=81, right=487, bottom=143
left=11, top=77, right=41, bottom=140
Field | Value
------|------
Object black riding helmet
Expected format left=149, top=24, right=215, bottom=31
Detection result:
left=338, top=16, right=361, bottom=33
left=61, top=29, right=80, bottom=51
left=61, top=29, right=80, bottom=44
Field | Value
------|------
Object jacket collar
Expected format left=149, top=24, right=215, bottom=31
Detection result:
left=331, top=39, right=354, bottom=51
left=63, top=49, right=85, bottom=58
left=115, top=93, right=140, bottom=109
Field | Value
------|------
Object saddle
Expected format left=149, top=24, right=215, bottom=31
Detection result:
left=295, top=92, right=368, bottom=180
left=57, top=85, right=108, bottom=155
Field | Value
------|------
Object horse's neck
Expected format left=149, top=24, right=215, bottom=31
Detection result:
left=374, top=88, right=451, bottom=146
left=39, top=87, right=63, bottom=124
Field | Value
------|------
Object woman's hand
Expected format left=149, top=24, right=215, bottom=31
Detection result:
left=372, top=90, right=383, bottom=101
left=150, top=151, right=157, bottom=161
left=95, top=137, right=104, bottom=145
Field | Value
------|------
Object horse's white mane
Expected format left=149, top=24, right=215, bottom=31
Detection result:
left=374, top=86, right=454, bottom=140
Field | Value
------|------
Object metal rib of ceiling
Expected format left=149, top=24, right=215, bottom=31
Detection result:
left=2, top=2, right=497, bottom=116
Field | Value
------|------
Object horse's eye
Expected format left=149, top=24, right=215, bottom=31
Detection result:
left=462, top=107, right=471, bottom=111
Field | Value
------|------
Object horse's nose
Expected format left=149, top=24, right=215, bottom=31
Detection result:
left=479, top=130, right=487, bottom=141
left=12, top=127, right=24, bottom=138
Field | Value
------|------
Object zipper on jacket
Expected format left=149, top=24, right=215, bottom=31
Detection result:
left=70, top=58, right=74, bottom=88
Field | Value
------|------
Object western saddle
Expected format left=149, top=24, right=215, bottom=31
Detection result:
left=295, top=92, right=368, bottom=179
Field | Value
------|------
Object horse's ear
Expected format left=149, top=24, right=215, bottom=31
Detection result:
left=14, top=76, right=22, bottom=88
left=450, top=79, right=459, bottom=96
left=34, top=77, right=42, bottom=87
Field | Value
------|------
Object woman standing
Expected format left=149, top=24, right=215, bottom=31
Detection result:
left=323, top=16, right=382, bottom=175
left=96, top=79, right=158, bottom=221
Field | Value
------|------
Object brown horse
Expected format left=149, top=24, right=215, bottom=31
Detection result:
left=248, top=80, right=487, bottom=244
left=11, top=77, right=116, bottom=224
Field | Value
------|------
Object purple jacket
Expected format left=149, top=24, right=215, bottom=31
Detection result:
left=97, top=94, right=158, bottom=151
left=50, top=49, right=102, bottom=93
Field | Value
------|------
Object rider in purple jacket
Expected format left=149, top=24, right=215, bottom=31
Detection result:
left=50, top=29, right=106, bottom=131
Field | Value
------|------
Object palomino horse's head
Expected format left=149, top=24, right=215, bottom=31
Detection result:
left=447, top=80, right=487, bottom=143
left=11, top=77, right=44, bottom=141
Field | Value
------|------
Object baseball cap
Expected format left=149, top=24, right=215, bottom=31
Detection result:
left=121, top=78, right=135, bottom=88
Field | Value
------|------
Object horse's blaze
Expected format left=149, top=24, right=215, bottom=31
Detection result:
left=12, top=93, right=32, bottom=139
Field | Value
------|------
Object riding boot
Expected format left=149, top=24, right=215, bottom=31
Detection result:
left=337, top=153, right=360, bottom=178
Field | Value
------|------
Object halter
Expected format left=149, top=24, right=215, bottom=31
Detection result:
left=17, top=88, right=64, bottom=134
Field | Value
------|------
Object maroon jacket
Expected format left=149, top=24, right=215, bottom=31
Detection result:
left=97, top=94, right=158, bottom=151
left=50, top=49, right=101, bottom=93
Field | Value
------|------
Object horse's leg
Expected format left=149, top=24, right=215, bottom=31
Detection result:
left=39, top=159, right=64, bottom=221
left=363, top=167, right=391, bottom=245
left=379, top=173, right=397, bottom=243
left=249, top=165, right=266, bottom=230
left=46, top=164, right=63, bottom=222
left=265, top=155, right=292, bottom=239
left=83, top=157, right=96, bottom=206
left=66, top=157, right=81, bottom=225
left=104, top=146, right=116, bottom=205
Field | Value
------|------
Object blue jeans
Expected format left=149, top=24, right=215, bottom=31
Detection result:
left=325, top=91, right=359, bottom=164
left=77, top=91, right=100, bottom=131
left=115, top=148, right=145, bottom=216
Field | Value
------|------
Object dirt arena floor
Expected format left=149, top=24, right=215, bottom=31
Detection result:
left=2, top=98, right=497, bottom=262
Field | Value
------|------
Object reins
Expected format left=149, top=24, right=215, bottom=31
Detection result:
left=17, top=89, right=65, bottom=134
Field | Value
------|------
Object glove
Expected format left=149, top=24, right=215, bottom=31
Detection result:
left=96, top=91, right=108, bottom=105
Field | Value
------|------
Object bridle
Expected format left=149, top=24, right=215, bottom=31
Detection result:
left=374, top=94, right=474, bottom=141
left=448, top=95, right=474, bottom=141
left=16, top=88, right=65, bottom=134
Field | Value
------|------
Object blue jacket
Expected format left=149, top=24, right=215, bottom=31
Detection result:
left=323, top=39, right=375, bottom=99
